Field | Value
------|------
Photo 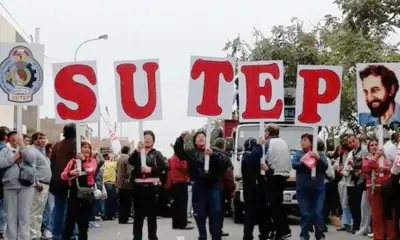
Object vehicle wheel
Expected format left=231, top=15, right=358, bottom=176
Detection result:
left=232, top=191, right=244, bottom=224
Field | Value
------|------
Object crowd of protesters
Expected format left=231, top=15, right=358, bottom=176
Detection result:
left=0, top=121, right=400, bottom=240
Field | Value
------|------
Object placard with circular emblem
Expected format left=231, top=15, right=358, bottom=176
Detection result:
left=0, top=45, right=44, bottom=103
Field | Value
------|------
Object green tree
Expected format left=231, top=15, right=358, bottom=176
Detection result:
left=224, top=2, right=400, bottom=136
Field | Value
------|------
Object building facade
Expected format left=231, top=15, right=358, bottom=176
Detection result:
left=40, top=118, right=93, bottom=144
left=0, top=13, right=40, bottom=134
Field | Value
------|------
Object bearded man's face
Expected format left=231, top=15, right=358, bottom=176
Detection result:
left=362, top=75, right=394, bottom=117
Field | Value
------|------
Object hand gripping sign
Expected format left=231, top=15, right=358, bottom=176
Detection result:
left=187, top=56, right=236, bottom=171
left=53, top=61, right=101, bottom=154
left=295, top=65, right=343, bottom=177
left=238, top=61, right=285, bottom=175
left=114, top=59, right=162, bottom=167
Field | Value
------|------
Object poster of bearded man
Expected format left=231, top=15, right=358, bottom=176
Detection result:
left=357, top=63, right=400, bottom=126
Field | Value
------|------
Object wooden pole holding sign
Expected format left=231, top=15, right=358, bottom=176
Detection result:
left=311, top=126, right=318, bottom=178
left=259, top=121, right=266, bottom=175
left=204, top=118, right=212, bottom=172
left=138, top=121, right=147, bottom=167
left=378, top=125, right=384, bottom=147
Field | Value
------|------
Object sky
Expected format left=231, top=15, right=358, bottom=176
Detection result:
left=1, top=0, right=398, bottom=157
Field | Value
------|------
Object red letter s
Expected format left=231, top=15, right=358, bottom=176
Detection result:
left=55, top=64, right=97, bottom=121
left=191, top=59, right=234, bottom=116
left=297, top=69, right=341, bottom=123
left=241, top=63, right=283, bottom=119
left=116, top=62, right=158, bottom=120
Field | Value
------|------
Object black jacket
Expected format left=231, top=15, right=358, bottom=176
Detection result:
left=128, top=148, right=166, bottom=184
left=174, top=136, right=230, bottom=188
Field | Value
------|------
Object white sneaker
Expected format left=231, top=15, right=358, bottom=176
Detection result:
left=42, top=230, right=53, bottom=239
left=367, top=233, right=374, bottom=238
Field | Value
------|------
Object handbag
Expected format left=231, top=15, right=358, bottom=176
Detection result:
left=75, top=177, right=94, bottom=201
left=18, top=163, right=35, bottom=187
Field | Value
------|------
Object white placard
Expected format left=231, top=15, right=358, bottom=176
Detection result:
left=238, top=61, right=285, bottom=122
left=114, top=59, right=162, bottom=122
left=0, top=42, right=45, bottom=106
left=53, top=61, right=100, bottom=123
left=356, top=63, right=400, bottom=126
left=187, top=56, right=235, bottom=119
left=295, top=65, right=343, bottom=126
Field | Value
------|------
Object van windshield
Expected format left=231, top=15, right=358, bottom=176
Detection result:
left=236, top=125, right=314, bottom=151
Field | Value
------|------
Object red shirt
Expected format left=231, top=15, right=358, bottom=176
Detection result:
left=166, top=155, right=189, bottom=188
left=362, top=155, right=391, bottom=186
left=61, top=157, right=97, bottom=187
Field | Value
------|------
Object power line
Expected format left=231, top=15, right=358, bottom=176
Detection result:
left=0, top=2, right=31, bottom=41
left=0, top=3, right=67, bottom=64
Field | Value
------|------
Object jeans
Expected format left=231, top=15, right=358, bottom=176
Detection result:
left=338, top=181, right=353, bottom=227
left=104, top=184, right=117, bottom=219
left=297, top=182, right=326, bottom=240
left=42, top=193, right=54, bottom=232
left=0, top=199, right=4, bottom=235
left=52, top=191, right=79, bottom=240
left=192, top=183, right=222, bottom=240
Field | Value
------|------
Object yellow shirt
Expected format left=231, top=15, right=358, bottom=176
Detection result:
left=103, top=161, right=117, bottom=183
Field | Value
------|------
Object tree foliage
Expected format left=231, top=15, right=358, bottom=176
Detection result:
left=223, top=0, right=400, bottom=137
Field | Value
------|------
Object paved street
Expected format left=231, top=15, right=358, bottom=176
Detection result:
left=89, top=217, right=368, bottom=240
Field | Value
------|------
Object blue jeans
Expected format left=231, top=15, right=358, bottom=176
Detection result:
left=52, top=192, right=79, bottom=240
left=41, top=193, right=54, bottom=232
left=192, top=183, right=222, bottom=240
left=0, top=200, right=4, bottom=235
left=104, top=184, right=117, bottom=219
left=297, top=183, right=326, bottom=240
left=341, top=204, right=353, bottom=227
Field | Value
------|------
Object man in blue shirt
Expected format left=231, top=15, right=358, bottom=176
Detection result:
left=358, top=65, right=400, bottom=125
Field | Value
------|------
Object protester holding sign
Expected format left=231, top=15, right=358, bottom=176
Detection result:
left=292, top=134, right=328, bottom=240
left=174, top=131, right=230, bottom=240
left=362, top=139, right=397, bottom=240
left=61, top=141, right=98, bottom=240
left=129, top=130, right=166, bottom=240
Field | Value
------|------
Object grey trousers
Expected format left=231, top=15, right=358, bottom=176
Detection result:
left=357, top=190, right=371, bottom=234
left=4, top=187, right=34, bottom=240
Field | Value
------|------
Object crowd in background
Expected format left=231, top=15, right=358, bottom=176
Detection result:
left=0, top=121, right=399, bottom=240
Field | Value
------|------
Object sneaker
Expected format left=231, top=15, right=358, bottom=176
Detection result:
left=42, top=230, right=53, bottom=239
left=89, top=221, right=100, bottom=228
left=95, top=216, right=103, bottom=221
left=367, top=233, right=374, bottom=238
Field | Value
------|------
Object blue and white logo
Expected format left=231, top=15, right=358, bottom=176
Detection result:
left=0, top=46, right=43, bottom=103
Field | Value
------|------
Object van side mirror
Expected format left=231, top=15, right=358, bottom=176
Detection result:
left=225, top=137, right=234, bottom=151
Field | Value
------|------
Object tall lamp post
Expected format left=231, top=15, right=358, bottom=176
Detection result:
left=74, top=34, right=108, bottom=152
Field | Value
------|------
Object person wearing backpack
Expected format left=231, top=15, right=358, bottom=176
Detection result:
left=0, top=130, right=36, bottom=240
left=116, top=146, right=134, bottom=224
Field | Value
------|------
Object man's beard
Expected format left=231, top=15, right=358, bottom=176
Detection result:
left=368, top=98, right=394, bottom=118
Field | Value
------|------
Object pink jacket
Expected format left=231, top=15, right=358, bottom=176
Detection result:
left=61, top=157, right=97, bottom=187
